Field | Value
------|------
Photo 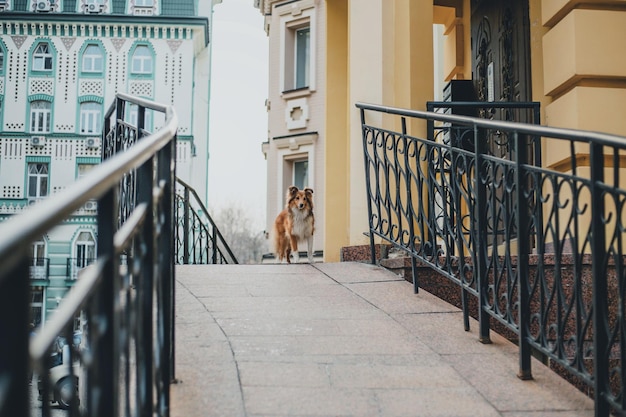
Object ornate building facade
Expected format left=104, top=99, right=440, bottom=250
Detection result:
left=0, top=0, right=216, bottom=325
left=260, top=0, right=626, bottom=261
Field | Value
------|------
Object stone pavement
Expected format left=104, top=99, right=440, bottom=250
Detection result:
left=171, top=262, right=594, bottom=417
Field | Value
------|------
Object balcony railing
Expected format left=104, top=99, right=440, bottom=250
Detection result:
left=29, top=257, right=49, bottom=280
left=66, top=257, right=97, bottom=281
left=357, top=102, right=626, bottom=417
left=0, top=93, right=178, bottom=417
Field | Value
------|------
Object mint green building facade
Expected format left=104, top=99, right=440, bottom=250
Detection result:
left=0, top=0, right=216, bottom=326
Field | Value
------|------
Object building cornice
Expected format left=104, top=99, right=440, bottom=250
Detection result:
left=0, top=12, right=209, bottom=45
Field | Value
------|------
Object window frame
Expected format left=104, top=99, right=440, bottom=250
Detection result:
left=279, top=6, right=317, bottom=94
left=293, top=159, right=309, bottom=190
left=293, top=26, right=310, bottom=90
left=32, top=42, right=53, bottom=72
left=27, top=162, right=49, bottom=199
left=30, top=100, right=52, bottom=133
left=130, top=45, right=153, bottom=75
left=75, top=231, right=96, bottom=269
left=79, top=101, right=102, bottom=134
left=81, top=44, right=104, bottom=74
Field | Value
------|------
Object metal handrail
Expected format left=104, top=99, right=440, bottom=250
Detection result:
left=357, top=101, right=626, bottom=417
left=0, top=92, right=178, bottom=417
left=175, top=177, right=238, bottom=264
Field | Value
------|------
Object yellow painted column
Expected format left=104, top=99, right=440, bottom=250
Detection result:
left=324, top=0, right=349, bottom=262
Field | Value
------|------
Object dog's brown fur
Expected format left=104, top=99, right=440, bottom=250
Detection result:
left=273, top=186, right=315, bottom=263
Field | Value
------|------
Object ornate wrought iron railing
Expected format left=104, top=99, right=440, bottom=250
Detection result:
left=0, top=93, right=177, bottom=417
left=175, top=178, right=238, bottom=265
left=357, top=102, right=626, bottom=417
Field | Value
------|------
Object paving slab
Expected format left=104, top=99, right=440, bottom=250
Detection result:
left=171, top=262, right=594, bottom=417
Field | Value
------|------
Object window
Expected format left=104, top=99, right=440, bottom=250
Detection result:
left=128, top=104, right=153, bottom=130
left=75, top=231, right=96, bottom=269
left=294, top=27, right=310, bottom=89
left=284, top=23, right=310, bottom=91
left=0, top=48, right=4, bottom=73
left=293, top=160, right=308, bottom=189
left=135, top=0, right=154, bottom=5
left=30, top=240, right=47, bottom=280
left=30, top=101, right=51, bottom=133
left=77, top=164, right=95, bottom=179
left=82, top=45, right=104, bottom=73
left=27, top=163, right=49, bottom=199
left=80, top=102, right=101, bottom=134
left=30, top=288, right=44, bottom=327
left=131, top=46, right=153, bottom=74
left=31, top=240, right=45, bottom=264
left=32, top=43, right=53, bottom=71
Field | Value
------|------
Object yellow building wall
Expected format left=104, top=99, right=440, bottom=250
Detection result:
left=323, top=0, right=435, bottom=261
left=324, top=0, right=626, bottom=261
left=324, top=0, right=349, bottom=262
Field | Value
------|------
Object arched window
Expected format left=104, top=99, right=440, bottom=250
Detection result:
left=131, top=45, right=153, bottom=75
left=75, top=231, right=96, bottom=268
left=82, top=44, right=104, bottom=73
left=69, top=231, right=96, bottom=280
left=32, top=42, right=53, bottom=71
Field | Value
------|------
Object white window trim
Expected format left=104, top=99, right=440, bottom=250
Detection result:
left=275, top=144, right=315, bottom=211
left=80, top=102, right=102, bottom=134
left=131, top=46, right=153, bottom=74
left=32, top=43, right=53, bottom=71
left=278, top=3, right=316, bottom=95
left=30, top=101, right=51, bottom=133
left=82, top=45, right=104, bottom=73
left=27, top=163, right=49, bottom=199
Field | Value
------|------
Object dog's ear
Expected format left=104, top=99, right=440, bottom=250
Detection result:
left=286, top=186, right=298, bottom=202
left=304, top=187, right=313, bottom=195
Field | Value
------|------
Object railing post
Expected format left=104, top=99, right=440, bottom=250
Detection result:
left=93, top=187, right=118, bottom=417
left=401, top=116, right=419, bottom=293
left=515, top=131, right=532, bottom=380
left=212, top=227, right=217, bottom=264
left=183, top=188, right=190, bottom=265
left=159, top=136, right=177, bottom=402
left=360, top=107, right=377, bottom=264
left=136, top=153, right=155, bottom=415
left=0, top=258, right=30, bottom=417
left=474, top=124, right=491, bottom=344
left=590, top=141, right=609, bottom=416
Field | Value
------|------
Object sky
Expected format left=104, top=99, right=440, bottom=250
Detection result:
left=207, top=0, right=269, bottom=231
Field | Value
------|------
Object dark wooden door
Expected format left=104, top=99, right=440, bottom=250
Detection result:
left=471, top=0, right=531, bottom=121
left=470, top=0, right=533, bottom=247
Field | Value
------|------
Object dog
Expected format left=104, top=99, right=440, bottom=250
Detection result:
left=273, top=186, right=315, bottom=263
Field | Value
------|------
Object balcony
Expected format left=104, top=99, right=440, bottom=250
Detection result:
left=66, top=257, right=96, bottom=281
left=28, top=257, right=49, bottom=281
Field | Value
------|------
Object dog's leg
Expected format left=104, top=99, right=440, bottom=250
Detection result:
left=307, top=235, right=314, bottom=263
left=290, top=235, right=299, bottom=263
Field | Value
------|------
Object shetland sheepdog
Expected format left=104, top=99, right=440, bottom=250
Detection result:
left=273, top=186, right=315, bottom=263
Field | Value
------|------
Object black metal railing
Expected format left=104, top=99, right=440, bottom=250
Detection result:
left=66, top=257, right=97, bottom=281
left=175, top=178, right=238, bottom=264
left=357, top=102, right=626, bottom=417
left=0, top=93, right=178, bottom=417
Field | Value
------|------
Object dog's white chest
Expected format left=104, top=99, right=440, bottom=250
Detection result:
left=290, top=209, right=313, bottom=238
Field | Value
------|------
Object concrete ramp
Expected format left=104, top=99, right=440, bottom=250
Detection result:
left=171, top=262, right=593, bottom=417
